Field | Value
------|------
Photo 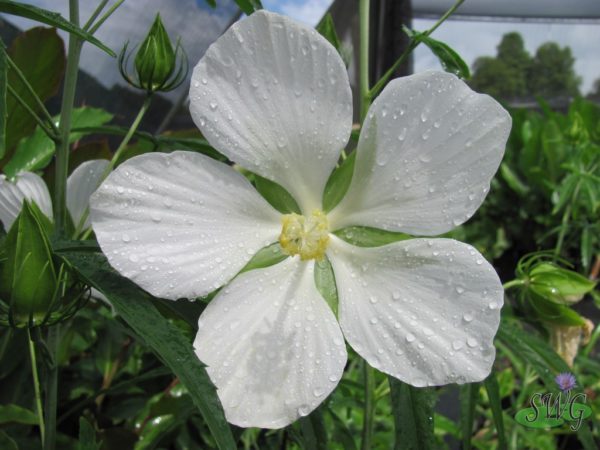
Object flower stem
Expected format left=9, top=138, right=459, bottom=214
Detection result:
left=369, top=0, right=465, bottom=98
left=105, top=94, right=153, bottom=174
left=361, top=361, right=375, bottom=450
left=502, top=279, right=525, bottom=290
left=44, top=325, right=60, bottom=450
left=54, top=0, right=83, bottom=235
left=358, top=0, right=371, bottom=121
left=27, top=328, right=45, bottom=446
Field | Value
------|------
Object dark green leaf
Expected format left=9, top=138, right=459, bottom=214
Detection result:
left=233, top=0, right=263, bottom=15
left=323, top=151, right=355, bottom=212
left=333, top=226, right=410, bottom=247
left=496, top=320, right=570, bottom=388
left=60, top=251, right=236, bottom=450
left=459, top=383, right=478, bottom=450
left=316, top=13, right=341, bottom=52
left=413, top=32, right=470, bottom=79
left=0, top=403, right=39, bottom=424
left=483, top=372, right=507, bottom=450
left=389, top=378, right=437, bottom=450
left=0, top=430, right=17, bottom=450
left=78, top=416, right=102, bottom=450
left=3, top=27, right=65, bottom=161
left=204, top=0, right=216, bottom=7
left=499, top=163, right=529, bottom=196
left=299, top=407, right=328, bottom=450
left=4, top=107, right=113, bottom=177
left=254, top=174, right=301, bottom=214
left=0, top=39, right=7, bottom=158
left=314, top=256, right=338, bottom=317
left=0, top=0, right=115, bottom=55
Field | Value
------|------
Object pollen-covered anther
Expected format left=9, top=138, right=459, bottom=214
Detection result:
left=279, top=210, right=330, bottom=261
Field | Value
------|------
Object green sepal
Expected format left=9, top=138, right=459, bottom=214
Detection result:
left=323, top=150, right=355, bottom=213
left=529, top=262, right=596, bottom=305
left=314, top=256, right=338, bottom=317
left=333, top=226, right=410, bottom=247
left=135, top=14, right=176, bottom=91
left=253, top=174, right=301, bottom=214
left=529, top=292, right=586, bottom=327
left=0, top=200, right=57, bottom=326
left=239, top=242, right=287, bottom=274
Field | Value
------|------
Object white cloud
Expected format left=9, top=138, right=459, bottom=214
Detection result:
left=263, top=0, right=333, bottom=26
left=413, top=19, right=600, bottom=94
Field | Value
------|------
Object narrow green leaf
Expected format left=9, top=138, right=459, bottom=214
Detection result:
left=0, top=403, right=39, bottom=424
left=299, top=407, right=328, bottom=450
left=483, top=372, right=507, bottom=450
left=580, top=227, right=591, bottom=271
left=0, top=430, right=17, bottom=450
left=459, top=383, right=478, bottom=450
left=316, top=13, right=341, bottom=52
left=323, top=151, right=355, bottom=212
left=78, top=416, right=102, bottom=450
left=314, top=256, right=338, bottom=316
left=326, top=408, right=358, bottom=450
left=233, top=0, right=262, bottom=15
left=389, top=378, right=437, bottom=450
left=4, top=107, right=113, bottom=177
left=499, top=163, right=529, bottom=196
left=333, top=226, right=410, bottom=247
left=60, top=251, right=236, bottom=450
left=496, top=320, right=570, bottom=388
left=0, top=0, right=115, bottom=56
left=0, top=39, right=6, bottom=159
left=411, top=32, right=470, bottom=79
left=254, top=174, right=301, bottom=214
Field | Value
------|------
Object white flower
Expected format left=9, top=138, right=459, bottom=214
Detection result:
left=89, top=11, right=511, bottom=429
left=0, top=160, right=109, bottom=232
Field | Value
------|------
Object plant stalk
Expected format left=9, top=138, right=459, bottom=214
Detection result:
left=27, top=328, right=45, bottom=446
left=54, top=0, right=83, bottom=234
left=358, top=0, right=371, bottom=121
left=361, top=362, right=376, bottom=450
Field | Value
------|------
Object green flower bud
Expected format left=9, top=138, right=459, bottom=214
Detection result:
left=119, top=14, right=188, bottom=93
left=0, top=201, right=57, bottom=327
left=529, top=262, right=596, bottom=305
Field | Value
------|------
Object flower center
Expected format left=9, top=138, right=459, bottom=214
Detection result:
left=279, top=210, right=329, bottom=261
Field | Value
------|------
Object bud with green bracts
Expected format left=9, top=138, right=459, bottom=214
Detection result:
left=0, top=202, right=88, bottom=328
left=528, top=262, right=596, bottom=305
left=119, top=14, right=188, bottom=93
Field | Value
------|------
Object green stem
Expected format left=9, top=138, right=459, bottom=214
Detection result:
left=54, top=0, right=83, bottom=234
left=369, top=0, right=465, bottom=98
left=87, top=0, right=126, bottom=35
left=582, top=323, right=600, bottom=357
left=27, top=328, right=45, bottom=446
left=105, top=94, right=152, bottom=174
left=82, top=0, right=109, bottom=30
left=361, top=362, right=375, bottom=450
left=5, top=54, right=58, bottom=134
left=7, top=84, right=57, bottom=140
left=77, top=94, right=152, bottom=239
left=44, top=325, right=60, bottom=450
left=358, top=0, right=371, bottom=121
left=554, top=181, right=581, bottom=258
left=502, top=279, right=526, bottom=290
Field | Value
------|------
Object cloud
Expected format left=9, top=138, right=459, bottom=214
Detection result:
left=413, top=19, right=600, bottom=93
left=263, top=0, right=333, bottom=26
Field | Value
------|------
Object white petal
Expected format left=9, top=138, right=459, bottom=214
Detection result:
left=194, top=258, right=347, bottom=428
left=90, top=151, right=281, bottom=300
left=328, top=236, right=502, bottom=386
left=0, top=172, right=53, bottom=230
left=329, top=71, right=511, bottom=235
left=189, top=10, right=352, bottom=213
left=67, top=159, right=109, bottom=230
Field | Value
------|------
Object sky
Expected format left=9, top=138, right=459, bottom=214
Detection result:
left=2, top=0, right=599, bottom=94
left=264, top=0, right=600, bottom=94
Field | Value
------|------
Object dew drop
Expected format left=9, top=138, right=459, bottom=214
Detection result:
left=463, top=312, right=473, bottom=322
left=455, top=286, right=465, bottom=294
left=406, top=333, right=416, bottom=343
left=467, top=337, right=478, bottom=348
left=452, top=340, right=464, bottom=350
left=209, top=101, right=218, bottom=111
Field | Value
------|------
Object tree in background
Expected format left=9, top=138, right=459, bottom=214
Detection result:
left=470, top=32, right=581, bottom=101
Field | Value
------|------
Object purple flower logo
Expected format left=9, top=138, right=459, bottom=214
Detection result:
left=555, top=372, right=577, bottom=393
